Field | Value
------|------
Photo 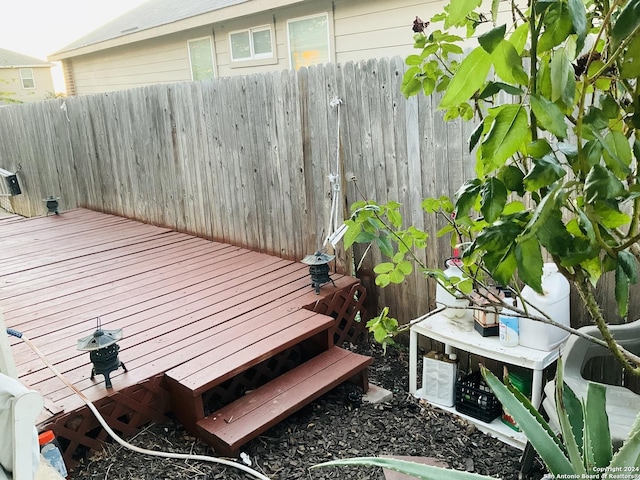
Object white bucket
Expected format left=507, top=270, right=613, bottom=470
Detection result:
left=435, top=259, right=469, bottom=319
left=517, top=263, right=570, bottom=351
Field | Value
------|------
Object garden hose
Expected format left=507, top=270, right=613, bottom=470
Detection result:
left=6, top=328, right=272, bottom=480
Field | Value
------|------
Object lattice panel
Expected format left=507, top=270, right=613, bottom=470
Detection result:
left=203, top=345, right=304, bottom=414
left=44, top=374, right=171, bottom=468
left=310, top=283, right=367, bottom=346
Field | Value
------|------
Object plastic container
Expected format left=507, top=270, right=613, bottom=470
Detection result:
left=39, top=430, right=68, bottom=477
left=499, top=308, right=519, bottom=347
left=435, top=259, right=469, bottom=319
left=502, top=370, right=532, bottom=430
left=517, top=263, right=570, bottom=351
left=422, top=351, right=458, bottom=407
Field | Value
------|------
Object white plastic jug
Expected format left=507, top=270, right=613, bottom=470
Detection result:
left=517, top=263, right=570, bottom=351
left=435, top=259, right=469, bottom=319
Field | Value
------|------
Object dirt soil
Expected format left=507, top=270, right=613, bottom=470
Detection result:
left=70, top=338, right=547, bottom=480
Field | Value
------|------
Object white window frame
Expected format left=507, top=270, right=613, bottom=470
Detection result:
left=229, top=25, right=274, bottom=62
left=286, top=12, right=331, bottom=70
left=187, top=36, right=216, bottom=81
left=20, top=68, right=35, bottom=89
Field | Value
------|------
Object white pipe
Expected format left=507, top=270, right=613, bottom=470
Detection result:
left=8, top=330, right=272, bottom=480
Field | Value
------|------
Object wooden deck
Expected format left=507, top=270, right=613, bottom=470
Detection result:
left=0, top=208, right=367, bottom=463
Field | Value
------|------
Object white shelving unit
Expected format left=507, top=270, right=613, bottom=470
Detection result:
left=409, top=310, right=561, bottom=450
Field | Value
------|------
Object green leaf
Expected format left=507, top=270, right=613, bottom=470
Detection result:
left=526, top=139, right=553, bottom=159
left=445, top=0, right=483, bottom=28
left=315, top=457, right=494, bottom=479
left=615, top=262, right=630, bottom=317
left=621, top=35, right=640, bottom=79
left=600, top=94, right=620, bottom=119
left=523, top=155, right=566, bottom=191
left=491, top=0, right=500, bottom=22
left=387, top=205, right=403, bottom=228
left=376, top=234, right=395, bottom=258
left=538, top=1, right=573, bottom=52
left=530, top=94, right=568, bottom=138
left=509, top=22, right=530, bottom=55
left=474, top=218, right=522, bottom=251
left=593, top=201, right=631, bottom=229
left=439, top=47, right=492, bottom=109
left=375, top=273, right=391, bottom=288
left=478, top=81, right=524, bottom=99
left=490, top=247, right=517, bottom=285
left=455, top=179, right=482, bottom=218
left=499, top=165, right=525, bottom=195
left=567, top=0, right=587, bottom=51
left=550, top=47, right=572, bottom=103
left=584, top=164, right=625, bottom=202
left=478, top=24, right=506, bottom=53
left=388, top=269, right=405, bottom=284
left=480, top=177, right=507, bottom=223
left=619, top=250, right=638, bottom=284
left=374, top=262, right=395, bottom=274
left=491, top=40, right=529, bottom=85
left=556, top=366, right=587, bottom=472
left=401, top=67, right=424, bottom=98
left=468, top=120, right=484, bottom=152
left=405, top=55, right=423, bottom=66
left=515, top=237, right=544, bottom=292
left=584, top=382, right=613, bottom=469
left=611, top=0, right=640, bottom=47
left=480, top=104, right=529, bottom=173
left=397, top=260, right=413, bottom=275
left=344, top=221, right=362, bottom=249
left=603, top=130, right=633, bottom=178
left=518, top=183, right=562, bottom=243
left=481, top=368, right=574, bottom=475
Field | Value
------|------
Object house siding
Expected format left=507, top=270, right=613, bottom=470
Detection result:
left=61, top=0, right=505, bottom=95
left=69, top=27, right=213, bottom=95
left=333, top=0, right=443, bottom=63
left=0, top=66, right=55, bottom=103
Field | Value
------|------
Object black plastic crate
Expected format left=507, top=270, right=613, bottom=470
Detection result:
left=455, top=371, right=501, bottom=423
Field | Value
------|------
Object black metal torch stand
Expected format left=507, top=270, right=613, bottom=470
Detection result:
left=89, top=343, right=127, bottom=389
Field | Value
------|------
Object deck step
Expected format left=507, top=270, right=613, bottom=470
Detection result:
left=195, top=346, right=372, bottom=456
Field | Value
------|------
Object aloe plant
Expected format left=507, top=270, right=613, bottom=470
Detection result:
left=314, top=364, right=640, bottom=479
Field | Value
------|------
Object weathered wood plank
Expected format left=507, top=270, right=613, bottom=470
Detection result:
left=1, top=58, right=634, bottom=328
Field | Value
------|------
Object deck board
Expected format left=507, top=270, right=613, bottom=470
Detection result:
left=0, top=208, right=358, bottom=427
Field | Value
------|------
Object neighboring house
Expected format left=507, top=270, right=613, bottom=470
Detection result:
left=48, top=0, right=434, bottom=96
left=0, top=48, right=55, bottom=103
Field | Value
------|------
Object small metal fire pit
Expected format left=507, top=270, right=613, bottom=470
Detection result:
left=301, top=250, right=336, bottom=294
left=77, top=318, right=127, bottom=389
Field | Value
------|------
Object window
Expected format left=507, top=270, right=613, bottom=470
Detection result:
left=229, top=26, right=273, bottom=62
left=188, top=37, right=215, bottom=81
left=287, top=13, right=330, bottom=70
left=20, top=69, right=35, bottom=89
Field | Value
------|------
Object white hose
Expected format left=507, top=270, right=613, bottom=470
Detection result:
left=10, top=330, right=272, bottom=480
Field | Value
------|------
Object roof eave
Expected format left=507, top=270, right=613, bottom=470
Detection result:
left=48, top=0, right=307, bottom=61
left=0, top=64, right=54, bottom=68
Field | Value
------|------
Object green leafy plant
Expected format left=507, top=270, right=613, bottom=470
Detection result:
left=315, top=0, right=640, bottom=477
left=314, top=364, right=640, bottom=479
left=346, top=0, right=640, bottom=374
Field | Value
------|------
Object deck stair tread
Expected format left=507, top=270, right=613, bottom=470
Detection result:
left=195, top=346, right=372, bottom=455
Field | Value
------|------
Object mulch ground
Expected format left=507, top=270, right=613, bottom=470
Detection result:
left=70, top=338, right=547, bottom=480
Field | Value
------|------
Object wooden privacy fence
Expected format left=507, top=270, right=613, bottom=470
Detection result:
left=0, top=56, right=637, bottom=327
